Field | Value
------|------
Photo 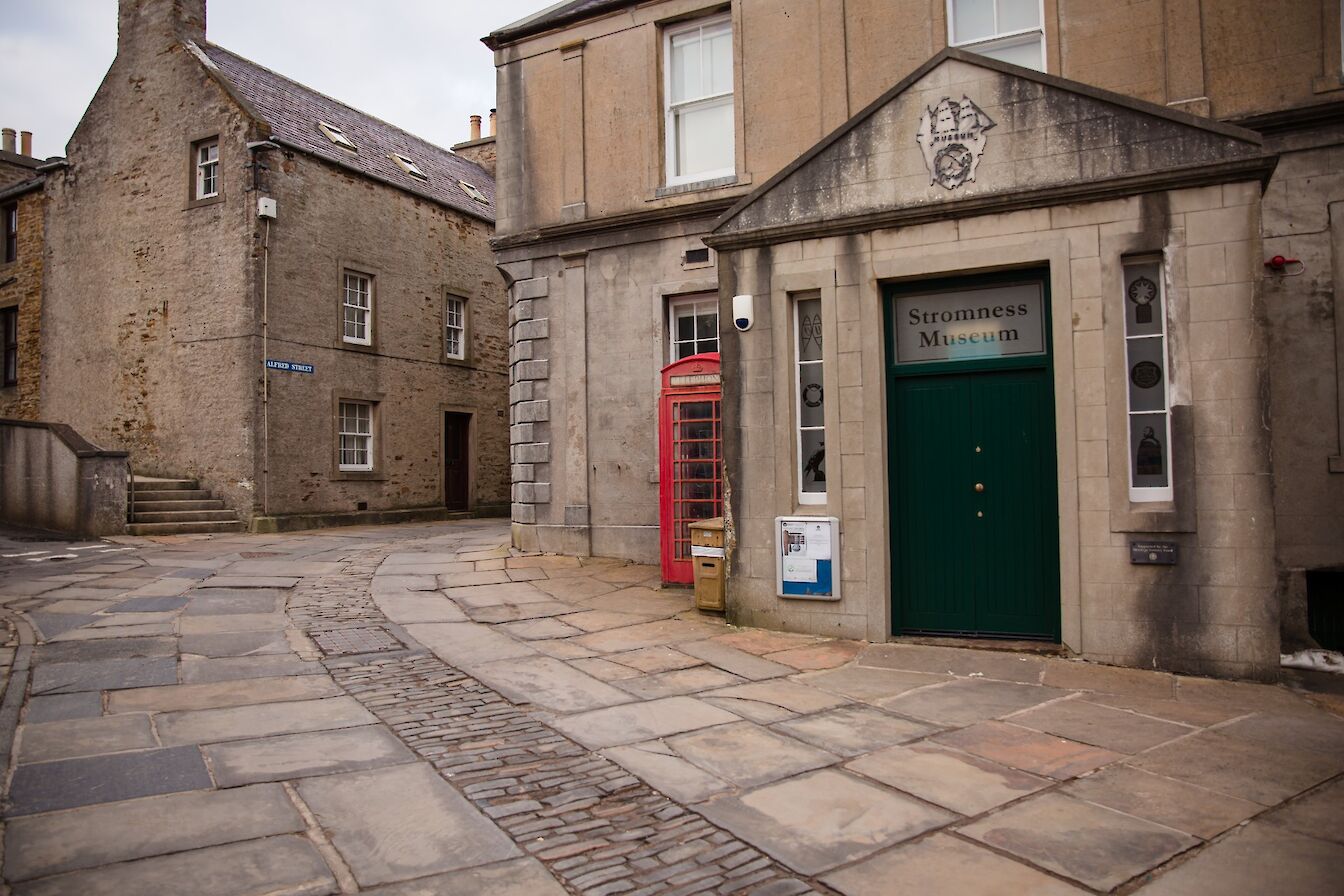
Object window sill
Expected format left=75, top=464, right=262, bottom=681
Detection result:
left=186, top=194, right=225, bottom=210
left=652, top=172, right=751, bottom=200
left=339, top=340, right=378, bottom=355
left=333, top=470, right=385, bottom=482
left=444, top=357, right=474, bottom=370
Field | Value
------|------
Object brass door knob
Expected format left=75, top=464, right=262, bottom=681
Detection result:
left=974, top=483, right=985, bottom=493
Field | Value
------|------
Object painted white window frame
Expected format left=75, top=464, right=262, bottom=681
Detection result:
left=337, top=400, right=375, bottom=471
left=318, top=121, right=358, bottom=152
left=667, top=294, right=719, bottom=363
left=445, top=294, right=467, bottom=360
left=195, top=139, right=219, bottom=199
left=947, top=0, right=1046, bottom=71
left=1123, top=256, right=1174, bottom=503
left=794, top=293, right=826, bottom=505
left=342, top=271, right=373, bottom=345
left=663, top=13, right=735, bottom=186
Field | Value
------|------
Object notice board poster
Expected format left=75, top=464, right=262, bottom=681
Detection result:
left=776, top=516, right=841, bottom=600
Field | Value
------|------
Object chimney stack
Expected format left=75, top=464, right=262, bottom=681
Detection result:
left=469, top=115, right=482, bottom=141
left=20, top=131, right=32, bottom=157
left=489, top=109, right=497, bottom=137
left=1, top=129, right=14, bottom=154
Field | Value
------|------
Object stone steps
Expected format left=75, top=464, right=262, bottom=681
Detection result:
left=128, top=476, right=243, bottom=535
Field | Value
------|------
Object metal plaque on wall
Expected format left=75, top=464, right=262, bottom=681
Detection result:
left=1130, top=540, right=1179, bottom=565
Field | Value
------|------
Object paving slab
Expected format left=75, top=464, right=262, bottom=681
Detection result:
left=107, top=596, right=190, bottom=613
left=30, top=657, right=177, bottom=694
left=506, top=555, right=582, bottom=570
left=880, top=678, right=1068, bottom=727
left=1063, top=765, right=1261, bottom=839
left=468, top=656, right=635, bottom=713
left=360, top=858, right=566, bottom=896
left=1040, top=660, right=1177, bottom=699
left=179, top=654, right=324, bottom=683
left=579, top=587, right=696, bottom=617
left=7, top=746, right=213, bottom=815
left=374, top=593, right=469, bottom=624
left=608, top=645, right=705, bottom=673
left=377, top=563, right=473, bottom=576
left=48, top=623, right=175, bottom=641
left=846, top=742, right=1050, bottom=816
left=109, top=674, right=342, bottom=713
left=705, top=679, right=853, bottom=715
left=370, top=575, right=439, bottom=594
left=1085, top=692, right=1244, bottom=727
left=497, top=617, right=582, bottom=640
left=1128, top=728, right=1343, bottom=806
left=381, top=552, right=467, bottom=567
left=568, top=657, right=644, bottom=680
left=559, top=609, right=659, bottom=632
left=1131, top=822, right=1344, bottom=896
left=857, top=643, right=1048, bottom=684
left=465, top=600, right=578, bottom=623
left=222, top=560, right=341, bottom=577
left=179, top=630, right=293, bottom=658
left=298, top=762, right=521, bottom=887
left=206, top=725, right=417, bottom=787
left=552, top=696, right=741, bottom=749
left=774, top=705, right=937, bottom=757
left=442, top=582, right=551, bottom=609
left=197, top=576, right=300, bottom=589
left=615, top=666, right=746, bottom=699
left=960, top=792, right=1197, bottom=891
left=933, top=721, right=1124, bottom=780
left=698, top=769, right=955, bottom=875
left=178, top=613, right=290, bottom=635
left=532, top=577, right=619, bottom=602
left=822, top=832, right=1089, bottom=896
left=765, top=640, right=863, bottom=671
left=12, top=834, right=336, bottom=896
left=1010, top=698, right=1193, bottom=753
left=181, top=592, right=285, bottom=615
left=1213, top=710, right=1344, bottom=757
left=404, top=622, right=537, bottom=669
left=531, top=638, right=601, bottom=660
left=1261, top=778, right=1344, bottom=843
left=676, top=638, right=795, bottom=680
left=438, top=570, right=513, bottom=587
left=33, top=635, right=177, bottom=663
left=120, top=578, right=195, bottom=597
left=797, top=666, right=950, bottom=703
left=3, top=783, right=304, bottom=882
left=26, top=613, right=96, bottom=638
left=17, top=713, right=158, bottom=763
left=23, top=692, right=104, bottom=723
left=602, top=742, right=733, bottom=803
left=667, top=721, right=837, bottom=788
left=85, top=611, right=181, bottom=628
left=157, top=696, right=377, bottom=745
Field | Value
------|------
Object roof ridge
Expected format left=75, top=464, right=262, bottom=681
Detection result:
left=201, top=41, right=473, bottom=170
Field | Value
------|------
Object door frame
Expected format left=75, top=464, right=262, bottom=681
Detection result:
left=440, top=407, right=474, bottom=512
left=882, top=266, right=1061, bottom=642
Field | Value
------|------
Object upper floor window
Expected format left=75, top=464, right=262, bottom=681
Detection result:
left=948, top=0, right=1045, bottom=71
left=3, top=203, right=16, bottom=263
left=2, top=306, right=17, bottom=387
left=195, top=139, right=219, bottom=200
left=664, top=14, right=734, bottom=185
left=445, top=294, right=467, bottom=360
left=342, top=271, right=373, bottom=345
left=669, top=294, right=718, bottom=362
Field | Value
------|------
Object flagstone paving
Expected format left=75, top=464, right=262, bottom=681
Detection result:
left=1, top=518, right=1341, bottom=895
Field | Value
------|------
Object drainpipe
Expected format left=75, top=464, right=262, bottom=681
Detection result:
left=247, top=139, right=281, bottom=517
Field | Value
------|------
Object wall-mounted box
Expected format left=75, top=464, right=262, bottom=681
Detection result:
left=776, top=516, right=840, bottom=600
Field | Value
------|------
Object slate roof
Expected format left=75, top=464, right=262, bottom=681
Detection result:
left=197, top=43, right=495, bottom=223
left=484, top=0, right=636, bottom=48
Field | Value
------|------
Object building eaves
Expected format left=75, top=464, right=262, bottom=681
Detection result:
left=187, top=42, right=496, bottom=224
left=0, top=176, right=45, bottom=203
left=484, top=0, right=637, bottom=49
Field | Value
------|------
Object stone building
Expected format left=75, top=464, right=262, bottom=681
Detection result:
left=487, top=0, right=1344, bottom=679
left=40, top=0, right=509, bottom=531
left=0, top=129, right=49, bottom=421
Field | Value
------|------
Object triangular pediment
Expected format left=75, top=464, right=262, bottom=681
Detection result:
left=711, top=50, right=1272, bottom=248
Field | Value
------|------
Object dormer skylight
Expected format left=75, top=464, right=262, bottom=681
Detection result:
left=317, top=121, right=357, bottom=152
left=458, top=180, right=488, bottom=204
left=390, top=153, right=427, bottom=179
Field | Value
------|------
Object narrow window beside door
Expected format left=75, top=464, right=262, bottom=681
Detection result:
left=1123, top=258, right=1173, bottom=502
left=795, top=293, right=826, bottom=504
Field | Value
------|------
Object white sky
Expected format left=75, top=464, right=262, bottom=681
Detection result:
left=0, top=0, right=550, bottom=160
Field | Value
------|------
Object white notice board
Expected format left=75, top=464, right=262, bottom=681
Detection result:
left=776, top=516, right=840, bottom=601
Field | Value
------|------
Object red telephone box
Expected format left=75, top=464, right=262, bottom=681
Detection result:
left=659, top=353, right=723, bottom=584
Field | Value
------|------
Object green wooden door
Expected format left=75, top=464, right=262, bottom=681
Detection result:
left=886, top=273, right=1060, bottom=641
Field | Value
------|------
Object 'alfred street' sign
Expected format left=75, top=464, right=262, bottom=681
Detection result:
left=265, top=359, right=314, bottom=374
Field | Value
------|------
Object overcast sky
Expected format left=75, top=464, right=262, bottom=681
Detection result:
left=0, top=0, right=551, bottom=160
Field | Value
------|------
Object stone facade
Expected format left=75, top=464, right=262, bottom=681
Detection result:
left=40, top=0, right=508, bottom=526
left=486, top=0, right=1341, bottom=679
left=0, top=183, right=45, bottom=421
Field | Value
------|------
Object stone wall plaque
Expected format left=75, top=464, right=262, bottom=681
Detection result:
left=1130, top=540, right=1178, bottom=565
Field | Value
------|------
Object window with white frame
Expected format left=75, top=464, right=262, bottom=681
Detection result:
left=794, top=294, right=826, bottom=503
left=338, top=400, right=374, bottom=471
left=948, top=0, right=1045, bottom=71
left=342, top=271, right=372, bottom=345
left=445, top=294, right=467, bottom=360
left=1123, top=258, right=1172, bottom=502
left=664, top=14, right=734, bottom=185
left=195, top=138, right=219, bottom=199
left=668, top=295, right=719, bottom=362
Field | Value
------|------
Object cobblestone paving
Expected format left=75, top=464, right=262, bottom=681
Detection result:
left=297, top=561, right=825, bottom=896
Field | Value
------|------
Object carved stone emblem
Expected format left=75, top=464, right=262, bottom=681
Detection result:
left=916, top=96, right=996, bottom=190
